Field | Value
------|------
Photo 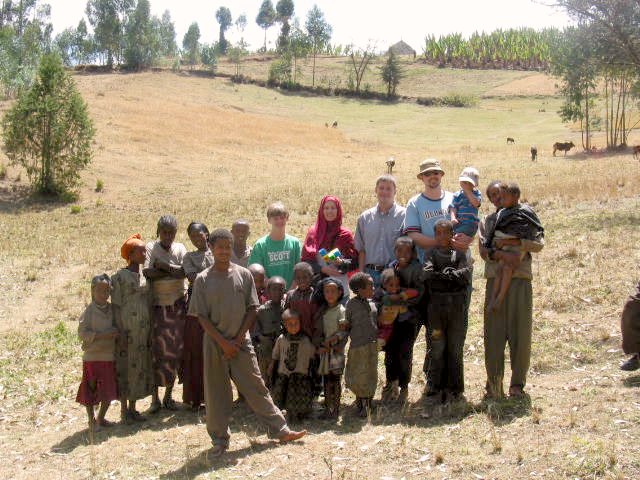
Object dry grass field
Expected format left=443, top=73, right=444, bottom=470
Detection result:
left=1, top=68, right=640, bottom=479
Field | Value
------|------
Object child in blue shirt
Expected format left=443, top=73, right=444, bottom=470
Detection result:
left=451, top=167, right=482, bottom=237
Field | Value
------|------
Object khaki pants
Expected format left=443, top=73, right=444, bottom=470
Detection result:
left=484, top=278, right=533, bottom=397
left=203, top=336, right=287, bottom=447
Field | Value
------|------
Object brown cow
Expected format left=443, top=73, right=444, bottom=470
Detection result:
left=553, top=141, right=575, bottom=156
left=506, top=137, right=515, bottom=144
left=530, top=146, right=537, bottom=161
left=633, top=145, right=640, bottom=159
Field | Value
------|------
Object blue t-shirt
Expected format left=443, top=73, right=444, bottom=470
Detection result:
left=403, top=191, right=454, bottom=261
left=452, top=189, right=482, bottom=226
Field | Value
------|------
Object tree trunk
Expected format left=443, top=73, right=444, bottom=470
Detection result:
left=312, top=48, right=316, bottom=87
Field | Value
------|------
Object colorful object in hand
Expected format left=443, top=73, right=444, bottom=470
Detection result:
left=318, top=248, right=342, bottom=264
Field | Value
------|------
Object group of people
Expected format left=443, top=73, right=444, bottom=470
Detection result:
left=75, top=157, right=546, bottom=456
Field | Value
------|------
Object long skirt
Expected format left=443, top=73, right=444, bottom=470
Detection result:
left=345, top=342, right=378, bottom=398
left=182, top=315, right=204, bottom=406
left=272, top=373, right=313, bottom=419
left=622, top=281, right=640, bottom=354
left=152, top=298, right=186, bottom=387
left=76, top=361, right=118, bottom=406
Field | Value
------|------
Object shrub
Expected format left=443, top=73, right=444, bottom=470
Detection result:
left=95, top=178, right=104, bottom=192
left=1, top=53, right=95, bottom=197
left=70, top=205, right=82, bottom=214
left=0, top=163, right=6, bottom=180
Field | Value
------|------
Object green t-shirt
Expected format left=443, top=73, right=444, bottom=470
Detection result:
left=248, top=234, right=301, bottom=287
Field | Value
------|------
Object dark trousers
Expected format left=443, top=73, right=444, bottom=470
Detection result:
left=384, top=320, right=419, bottom=388
left=322, top=373, right=342, bottom=415
left=424, top=292, right=467, bottom=394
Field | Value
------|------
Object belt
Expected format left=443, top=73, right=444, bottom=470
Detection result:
left=365, top=264, right=386, bottom=272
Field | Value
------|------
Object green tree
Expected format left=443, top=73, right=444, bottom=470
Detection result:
left=156, top=9, right=177, bottom=57
left=201, top=43, right=218, bottom=72
left=550, top=26, right=598, bottom=151
left=0, top=0, right=52, bottom=97
left=255, top=0, right=275, bottom=52
left=380, top=51, right=405, bottom=97
left=86, top=0, right=121, bottom=67
left=305, top=4, right=331, bottom=87
left=124, top=0, right=159, bottom=69
left=1, top=53, right=95, bottom=196
left=215, top=6, right=232, bottom=54
left=275, top=0, right=294, bottom=52
left=182, top=21, right=200, bottom=67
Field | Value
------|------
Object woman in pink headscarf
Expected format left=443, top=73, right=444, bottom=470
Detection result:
left=302, top=195, right=358, bottom=286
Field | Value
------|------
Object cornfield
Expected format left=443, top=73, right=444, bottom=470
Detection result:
left=423, top=27, right=563, bottom=71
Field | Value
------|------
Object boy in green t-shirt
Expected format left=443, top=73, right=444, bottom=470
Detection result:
left=249, top=202, right=301, bottom=288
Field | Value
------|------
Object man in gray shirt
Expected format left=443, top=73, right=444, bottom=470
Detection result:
left=355, top=174, right=406, bottom=287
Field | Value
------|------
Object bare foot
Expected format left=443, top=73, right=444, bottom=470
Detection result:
left=97, top=418, right=115, bottom=428
left=278, top=429, right=307, bottom=443
left=148, top=401, right=161, bottom=414
left=210, top=444, right=227, bottom=457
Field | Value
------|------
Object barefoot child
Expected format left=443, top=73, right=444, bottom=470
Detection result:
left=188, top=228, right=306, bottom=456
left=112, top=235, right=154, bottom=424
left=254, top=276, right=287, bottom=386
left=312, top=277, right=348, bottom=419
left=423, top=220, right=472, bottom=403
left=143, top=215, right=187, bottom=413
left=182, top=222, right=214, bottom=410
left=230, top=219, right=252, bottom=267
left=285, top=262, right=320, bottom=394
left=344, top=273, right=378, bottom=417
left=76, top=274, right=119, bottom=433
left=450, top=167, right=482, bottom=237
left=248, top=263, right=268, bottom=305
left=379, top=236, right=424, bottom=403
left=484, top=183, right=544, bottom=311
left=269, top=309, right=315, bottom=422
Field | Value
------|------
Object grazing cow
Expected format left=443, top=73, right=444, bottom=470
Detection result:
left=633, top=145, right=640, bottom=159
left=386, top=157, right=395, bottom=174
left=552, top=141, right=575, bottom=156
left=332, top=121, right=338, bottom=128
left=530, top=146, right=537, bottom=161
left=506, top=137, right=515, bottom=144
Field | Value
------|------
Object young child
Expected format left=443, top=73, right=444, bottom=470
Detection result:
left=143, top=215, right=187, bottom=413
left=269, top=309, right=315, bottom=422
left=76, top=274, right=119, bottom=434
left=284, top=262, right=317, bottom=338
left=379, top=236, right=424, bottom=403
left=248, top=263, right=268, bottom=305
left=187, top=228, right=305, bottom=456
left=484, top=182, right=544, bottom=311
left=249, top=201, right=301, bottom=288
left=112, top=234, right=153, bottom=424
left=375, top=268, right=419, bottom=350
left=312, top=277, right=348, bottom=420
left=450, top=166, right=482, bottom=237
left=182, top=222, right=214, bottom=410
left=423, top=220, right=472, bottom=403
left=254, top=276, right=287, bottom=386
left=344, top=273, right=378, bottom=417
left=230, top=219, right=252, bottom=267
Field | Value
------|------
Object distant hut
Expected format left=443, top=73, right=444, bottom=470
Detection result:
left=388, top=40, right=416, bottom=59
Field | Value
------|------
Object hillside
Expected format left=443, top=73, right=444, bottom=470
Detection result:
left=0, top=70, right=639, bottom=479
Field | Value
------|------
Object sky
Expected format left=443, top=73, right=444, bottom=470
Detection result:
left=47, top=0, right=573, bottom=53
